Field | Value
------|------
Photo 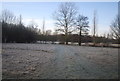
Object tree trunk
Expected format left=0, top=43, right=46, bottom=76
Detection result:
left=65, top=37, right=68, bottom=44
left=79, top=29, right=82, bottom=46
left=65, top=32, right=68, bottom=45
left=93, top=35, right=96, bottom=46
left=118, top=38, right=120, bottom=44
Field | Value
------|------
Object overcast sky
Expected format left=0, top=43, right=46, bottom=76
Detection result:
left=2, top=2, right=118, bottom=35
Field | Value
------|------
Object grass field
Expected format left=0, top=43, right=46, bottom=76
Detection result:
left=2, top=43, right=118, bottom=79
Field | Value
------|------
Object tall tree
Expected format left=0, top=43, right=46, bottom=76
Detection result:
left=46, top=30, right=52, bottom=35
left=42, top=18, right=45, bottom=35
left=110, top=16, right=120, bottom=43
left=54, top=2, right=77, bottom=44
left=76, top=15, right=89, bottom=46
left=92, top=10, right=98, bottom=45
left=18, top=14, right=22, bottom=25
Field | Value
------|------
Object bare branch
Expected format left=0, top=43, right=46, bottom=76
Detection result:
left=110, top=15, right=120, bottom=41
left=53, top=2, right=77, bottom=44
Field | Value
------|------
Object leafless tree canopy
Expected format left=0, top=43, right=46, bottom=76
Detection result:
left=54, top=2, right=77, bottom=44
left=1, top=9, right=16, bottom=24
left=76, top=15, right=89, bottom=33
left=76, top=15, right=89, bottom=46
left=110, top=16, right=120, bottom=42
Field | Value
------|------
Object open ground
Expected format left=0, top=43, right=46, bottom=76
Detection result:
left=2, top=43, right=118, bottom=79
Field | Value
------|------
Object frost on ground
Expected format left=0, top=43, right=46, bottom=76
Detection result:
left=2, top=43, right=118, bottom=79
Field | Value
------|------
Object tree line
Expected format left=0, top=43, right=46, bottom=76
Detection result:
left=53, top=2, right=119, bottom=45
left=1, top=2, right=120, bottom=45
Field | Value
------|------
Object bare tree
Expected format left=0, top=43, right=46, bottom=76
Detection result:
left=110, top=16, right=120, bottom=43
left=53, top=30, right=58, bottom=35
left=45, top=30, right=52, bottom=35
left=76, top=15, right=89, bottom=46
left=92, top=10, right=98, bottom=45
left=18, top=14, right=22, bottom=25
left=1, top=9, right=16, bottom=24
left=38, top=29, right=41, bottom=35
left=28, top=19, right=38, bottom=32
left=54, top=2, right=77, bottom=44
left=42, top=18, right=45, bottom=35
left=41, top=18, right=46, bottom=43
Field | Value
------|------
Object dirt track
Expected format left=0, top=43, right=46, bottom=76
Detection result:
left=2, top=43, right=118, bottom=79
